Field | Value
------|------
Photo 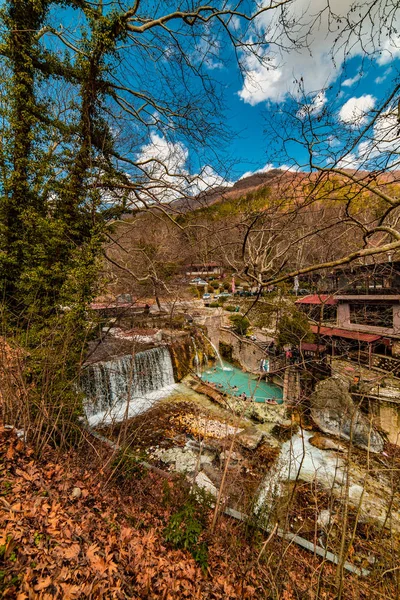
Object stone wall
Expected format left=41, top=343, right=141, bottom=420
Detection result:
left=168, top=331, right=208, bottom=382
left=219, top=328, right=266, bottom=372
left=204, top=314, right=223, bottom=349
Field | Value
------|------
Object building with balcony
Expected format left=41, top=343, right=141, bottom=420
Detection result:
left=184, top=262, right=223, bottom=277
left=295, top=260, right=400, bottom=361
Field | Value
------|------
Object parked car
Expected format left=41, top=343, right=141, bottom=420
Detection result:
left=247, top=335, right=257, bottom=341
left=202, top=293, right=211, bottom=302
left=289, top=287, right=311, bottom=295
left=218, top=292, right=232, bottom=298
left=190, top=278, right=207, bottom=286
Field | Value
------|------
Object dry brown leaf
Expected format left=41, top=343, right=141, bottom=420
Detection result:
left=33, top=576, right=52, bottom=592
left=86, top=542, right=100, bottom=562
left=60, top=583, right=82, bottom=599
left=58, top=543, right=81, bottom=560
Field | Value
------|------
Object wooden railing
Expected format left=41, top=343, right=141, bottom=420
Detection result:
left=348, top=350, right=400, bottom=377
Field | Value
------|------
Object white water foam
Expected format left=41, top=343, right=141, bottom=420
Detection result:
left=81, top=346, right=176, bottom=426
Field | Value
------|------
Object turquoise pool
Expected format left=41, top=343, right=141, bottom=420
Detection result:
left=201, top=361, right=283, bottom=403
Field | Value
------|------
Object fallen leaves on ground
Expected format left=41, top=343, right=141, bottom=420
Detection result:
left=0, top=424, right=266, bottom=599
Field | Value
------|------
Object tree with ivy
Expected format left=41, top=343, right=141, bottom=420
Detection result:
left=0, top=0, right=298, bottom=445
left=276, top=310, right=313, bottom=349
left=230, top=314, right=250, bottom=336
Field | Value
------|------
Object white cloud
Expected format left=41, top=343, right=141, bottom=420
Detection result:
left=377, top=36, right=400, bottom=65
left=357, top=109, right=398, bottom=161
left=134, top=132, right=228, bottom=203
left=297, top=91, right=327, bottom=119
left=339, top=95, right=376, bottom=126
left=327, top=135, right=340, bottom=147
left=335, top=106, right=399, bottom=170
left=138, top=132, right=188, bottom=177
left=342, top=73, right=362, bottom=87
left=238, top=51, right=284, bottom=105
left=240, top=163, right=297, bottom=179
left=238, top=0, right=400, bottom=105
left=375, top=67, right=392, bottom=84
left=337, top=153, right=362, bottom=170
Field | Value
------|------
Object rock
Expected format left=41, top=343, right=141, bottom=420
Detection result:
left=317, top=509, right=333, bottom=529
left=261, top=435, right=281, bottom=450
left=257, top=429, right=400, bottom=533
left=175, top=414, right=243, bottom=439
left=244, top=403, right=282, bottom=423
left=194, top=471, right=218, bottom=497
left=175, top=450, right=198, bottom=473
left=238, top=427, right=264, bottom=450
left=156, top=447, right=197, bottom=472
left=154, top=446, right=215, bottom=473
left=71, top=487, right=82, bottom=499
left=219, top=450, right=243, bottom=465
left=309, top=434, right=346, bottom=452
left=348, top=484, right=364, bottom=503
left=310, top=377, right=384, bottom=453
left=199, top=450, right=216, bottom=465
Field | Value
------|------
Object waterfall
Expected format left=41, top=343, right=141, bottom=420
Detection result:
left=200, top=332, right=224, bottom=368
left=191, top=336, right=201, bottom=377
left=81, top=346, right=176, bottom=426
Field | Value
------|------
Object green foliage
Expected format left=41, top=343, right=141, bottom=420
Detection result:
left=276, top=310, right=313, bottom=347
left=225, top=305, right=236, bottom=312
left=164, top=491, right=211, bottom=570
left=189, top=286, right=201, bottom=297
left=209, top=302, right=219, bottom=308
left=0, top=0, right=127, bottom=448
left=209, top=280, right=220, bottom=289
left=111, top=449, right=147, bottom=483
left=219, top=341, right=233, bottom=361
left=230, top=314, right=250, bottom=335
left=240, top=299, right=278, bottom=329
left=183, top=184, right=272, bottom=223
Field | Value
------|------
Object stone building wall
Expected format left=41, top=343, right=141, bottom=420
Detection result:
left=219, top=328, right=266, bottom=372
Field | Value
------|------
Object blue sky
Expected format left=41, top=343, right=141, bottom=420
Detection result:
left=45, top=1, right=400, bottom=190
left=222, top=56, right=397, bottom=178
left=128, top=0, right=400, bottom=190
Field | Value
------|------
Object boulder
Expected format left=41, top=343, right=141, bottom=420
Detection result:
left=194, top=472, right=218, bottom=497
left=219, top=450, right=243, bottom=465
left=238, top=427, right=264, bottom=450
left=310, top=377, right=384, bottom=453
left=154, top=446, right=215, bottom=473
left=317, top=509, right=333, bottom=529
left=309, top=434, right=346, bottom=452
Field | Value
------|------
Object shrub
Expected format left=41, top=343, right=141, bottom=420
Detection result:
left=276, top=310, right=313, bottom=347
left=209, top=281, right=219, bottom=289
left=230, top=314, right=250, bottom=335
left=225, top=305, right=236, bottom=312
left=189, top=286, right=200, bottom=297
left=209, top=302, right=219, bottom=308
left=111, top=449, right=147, bottom=483
left=164, top=491, right=212, bottom=570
